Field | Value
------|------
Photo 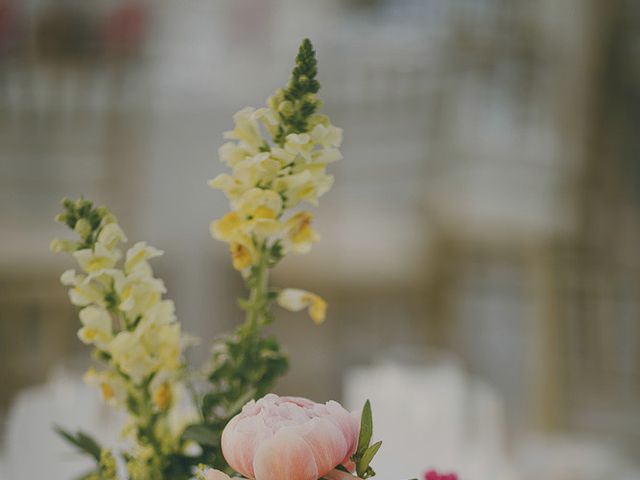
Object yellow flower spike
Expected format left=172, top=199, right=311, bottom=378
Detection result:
left=277, top=288, right=327, bottom=325
left=211, top=212, right=243, bottom=241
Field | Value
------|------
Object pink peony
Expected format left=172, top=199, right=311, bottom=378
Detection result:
left=221, top=393, right=360, bottom=480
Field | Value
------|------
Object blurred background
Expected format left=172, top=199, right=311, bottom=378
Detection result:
left=1, top=0, right=639, bottom=479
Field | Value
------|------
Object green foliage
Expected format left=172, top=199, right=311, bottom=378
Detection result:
left=352, top=400, right=382, bottom=479
left=54, top=426, right=102, bottom=462
left=273, top=38, right=322, bottom=145
left=183, top=246, right=289, bottom=471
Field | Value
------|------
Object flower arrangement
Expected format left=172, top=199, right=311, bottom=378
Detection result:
left=50, top=39, right=457, bottom=480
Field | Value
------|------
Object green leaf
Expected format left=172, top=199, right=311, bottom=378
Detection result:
left=357, top=441, right=382, bottom=477
left=356, top=400, right=373, bottom=457
left=54, top=426, right=102, bottom=462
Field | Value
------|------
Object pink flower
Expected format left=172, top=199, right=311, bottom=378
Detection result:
left=424, top=470, right=458, bottom=480
left=221, top=393, right=360, bottom=480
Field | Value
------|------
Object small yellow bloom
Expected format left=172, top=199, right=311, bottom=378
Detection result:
left=73, top=244, right=121, bottom=274
left=210, top=212, right=242, bottom=241
left=254, top=107, right=280, bottom=138
left=60, top=269, right=82, bottom=286
left=78, top=305, right=113, bottom=348
left=275, top=169, right=334, bottom=208
left=310, top=123, right=343, bottom=148
left=152, top=382, right=173, bottom=411
left=50, top=238, right=76, bottom=253
left=236, top=188, right=283, bottom=218
left=83, top=368, right=127, bottom=408
left=115, top=272, right=166, bottom=318
left=284, top=133, right=313, bottom=163
left=277, top=288, right=327, bottom=324
left=285, top=212, right=319, bottom=254
left=68, top=280, right=106, bottom=307
left=219, top=142, right=256, bottom=167
left=223, top=107, right=264, bottom=149
left=97, top=223, right=128, bottom=250
left=109, top=331, right=158, bottom=384
left=125, top=242, right=163, bottom=275
left=230, top=241, right=253, bottom=270
left=143, top=322, right=182, bottom=372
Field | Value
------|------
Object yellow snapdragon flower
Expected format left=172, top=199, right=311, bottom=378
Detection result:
left=125, top=241, right=163, bottom=275
left=277, top=288, right=327, bottom=324
left=83, top=368, right=128, bottom=408
left=284, top=212, right=319, bottom=254
left=78, top=305, right=113, bottom=349
left=109, top=331, right=159, bottom=384
left=73, top=243, right=121, bottom=274
left=115, top=271, right=166, bottom=319
left=229, top=236, right=259, bottom=270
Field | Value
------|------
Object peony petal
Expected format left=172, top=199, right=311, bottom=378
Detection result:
left=222, top=414, right=272, bottom=479
left=253, top=429, right=318, bottom=480
left=324, top=402, right=360, bottom=462
left=291, top=417, right=348, bottom=477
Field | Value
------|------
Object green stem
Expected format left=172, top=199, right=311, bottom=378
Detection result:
left=247, top=248, right=270, bottom=336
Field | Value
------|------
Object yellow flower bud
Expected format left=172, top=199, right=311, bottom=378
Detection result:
left=278, top=100, right=294, bottom=116
left=50, top=238, right=76, bottom=253
left=74, top=218, right=92, bottom=238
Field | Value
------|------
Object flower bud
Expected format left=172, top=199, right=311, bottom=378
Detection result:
left=50, top=238, right=76, bottom=253
left=278, top=100, right=294, bottom=117
left=74, top=218, right=92, bottom=238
